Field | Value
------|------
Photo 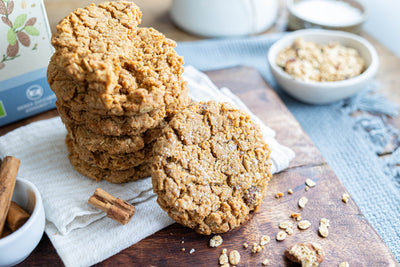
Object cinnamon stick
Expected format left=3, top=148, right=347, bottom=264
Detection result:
left=0, top=156, right=21, bottom=235
left=88, top=188, right=135, bottom=225
left=6, top=201, right=30, bottom=232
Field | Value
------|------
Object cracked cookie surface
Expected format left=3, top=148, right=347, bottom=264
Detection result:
left=151, top=101, right=272, bottom=235
left=48, top=1, right=188, bottom=115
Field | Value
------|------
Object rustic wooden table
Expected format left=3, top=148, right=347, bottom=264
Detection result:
left=1, top=0, right=399, bottom=266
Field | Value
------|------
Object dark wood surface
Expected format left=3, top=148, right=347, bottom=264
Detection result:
left=13, top=67, right=398, bottom=266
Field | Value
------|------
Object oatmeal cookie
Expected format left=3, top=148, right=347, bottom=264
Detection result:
left=67, top=135, right=153, bottom=171
left=65, top=123, right=144, bottom=154
left=57, top=101, right=166, bottom=136
left=66, top=136, right=150, bottom=183
left=151, top=101, right=272, bottom=235
left=48, top=1, right=187, bottom=115
left=65, top=119, right=165, bottom=154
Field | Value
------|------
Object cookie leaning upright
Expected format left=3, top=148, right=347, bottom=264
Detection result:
left=151, top=101, right=272, bottom=235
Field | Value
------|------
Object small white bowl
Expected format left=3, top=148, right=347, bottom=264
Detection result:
left=0, top=178, right=45, bottom=267
left=268, top=29, right=379, bottom=104
left=287, top=0, right=367, bottom=34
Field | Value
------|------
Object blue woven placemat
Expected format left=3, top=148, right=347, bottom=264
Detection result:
left=176, top=33, right=400, bottom=261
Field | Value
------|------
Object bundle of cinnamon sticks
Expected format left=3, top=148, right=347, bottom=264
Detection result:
left=0, top=156, right=31, bottom=238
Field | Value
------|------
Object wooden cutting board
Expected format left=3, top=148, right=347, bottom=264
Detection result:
left=17, top=67, right=398, bottom=266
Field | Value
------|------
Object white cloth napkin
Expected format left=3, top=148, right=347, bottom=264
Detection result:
left=0, top=66, right=295, bottom=267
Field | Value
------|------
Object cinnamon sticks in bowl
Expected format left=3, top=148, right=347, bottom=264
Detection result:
left=0, top=156, right=23, bottom=236
left=0, top=157, right=46, bottom=266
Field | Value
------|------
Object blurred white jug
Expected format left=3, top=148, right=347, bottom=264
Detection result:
left=170, top=0, right=279, bottom=37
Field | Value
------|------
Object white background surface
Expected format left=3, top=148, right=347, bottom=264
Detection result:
left=359, top=0, right=400, bottom=57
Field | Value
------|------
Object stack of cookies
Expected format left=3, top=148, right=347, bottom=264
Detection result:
left=47, top=1, right=189, bottom=183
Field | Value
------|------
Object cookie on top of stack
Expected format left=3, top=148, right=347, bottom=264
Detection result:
left=47, top=1, right=189, bottom=183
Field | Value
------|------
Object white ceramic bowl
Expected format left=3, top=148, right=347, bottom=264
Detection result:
left=268, top=29, right=379, bottom=104
left=0, top=178, right=45, bottom=267
left=170, top=0, right=278, bottom=37
left=287, top=0, right=367, bottom=34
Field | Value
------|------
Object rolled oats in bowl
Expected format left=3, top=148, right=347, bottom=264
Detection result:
left=276, top=38, right=366, bottom=82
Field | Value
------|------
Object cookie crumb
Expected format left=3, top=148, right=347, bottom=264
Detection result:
left=298, top=220, right=311, bottom=230
left=319, top=218, right=330, bottom=238
left=285, top=242, right=324, bottom=266
left=339, top=262, right=350, bottom=267
left=276, top=230, right=287, bottom=241
left=298, top=197, right=308, bottom=208
left=279, top=221, right=293, bottom=229
left=189, top=248, right=195, bottom=254
left=243, top=242, right=248, bottom=249
left=260, top=235, right=271, bottom=246
left=342, top=193, right=350, bottom=203
left=252, top=243, right=262, bottom=254
left=305, top=179, right=316, bottom=187
left=219, top=250, right=229, bottom=265
left=262, top=259, right=270, bottom=265
left=275, top=192, right=284, bottom=198
left=210, top=235, right=223, bottom=247
left=229, top=250, right=240, bottom=265
left=288, top=189, right=293, bottom=194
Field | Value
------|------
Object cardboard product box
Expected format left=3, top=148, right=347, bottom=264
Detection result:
left=0, top=0, right=55, bottom=127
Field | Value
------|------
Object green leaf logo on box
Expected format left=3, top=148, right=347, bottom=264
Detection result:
left=0, top=0, right=40, bottom=70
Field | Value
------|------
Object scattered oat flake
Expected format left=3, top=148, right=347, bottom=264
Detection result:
left=298, top=220, right=311, bottom=230
left=219, top=252, right=229, bottom=265
left=342, top=193, right=350, bottom=203
left=252, top=243, right=262, bottom=254
left=279, top=221, right=293, bottom=229
left=286, top=227, right=294, bottom=235
left=276, top=230, right=287, bottom=241
left=262, top=259, right=270, bottom=265
left=339, top=262, right=350, bottom=267
left=243, top=242, right=248, bottom=248
left=319, top=218, right=330, bottom=238
left=305, top=178, right=316, bottom=187
left=305, top=186, right=309, bottom=191
left=275, top=192, right=284, bottom=198
left=229, top=250, right=241, bottom=265
left=221, top=264, right=230, bottom=267
left=298, top=196, right=308, bottom=208
left=209, top=235, right=223, bottom=247
left=189, top=248, right=195, bottom=254
left=288, top=189, right=293, bottom=194
left=181, top=240, right=184, bottom=244
left=260, top=235, right=271, bottom=246
left=181, top=248, right=185, bottom=251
